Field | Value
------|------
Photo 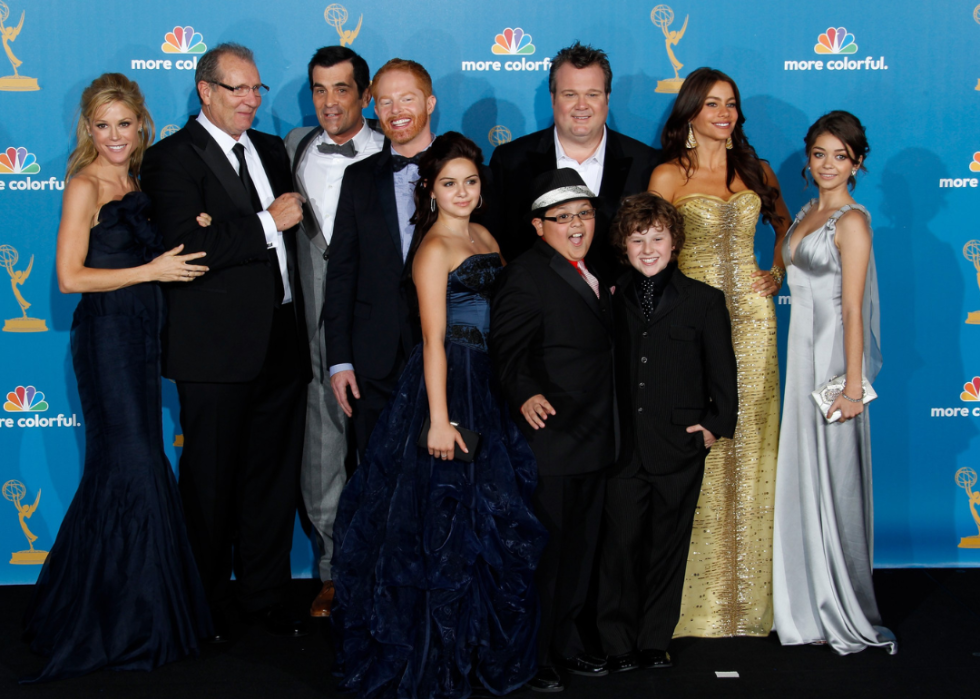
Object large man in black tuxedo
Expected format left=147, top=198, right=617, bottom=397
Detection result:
left=490, top=170, right=616, bottom=693
left=597, top=193, right=738, bottom=672
left=489, top=42, right=660, bottom=284
left=141, top=43, right=311, bottom=639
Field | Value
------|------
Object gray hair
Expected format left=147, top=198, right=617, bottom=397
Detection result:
left=195, top=43, right=255, bottom=101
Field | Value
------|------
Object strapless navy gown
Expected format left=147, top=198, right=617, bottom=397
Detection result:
left=22, top=192, right=212, bottom=682
left=332, top=253, right=547, bottom=698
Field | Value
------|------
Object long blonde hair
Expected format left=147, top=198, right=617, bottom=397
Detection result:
left=66, top=73, right=155, bottom=183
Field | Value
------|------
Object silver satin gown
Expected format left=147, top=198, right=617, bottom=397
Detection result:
left=772, top=201, right=896, bottom=655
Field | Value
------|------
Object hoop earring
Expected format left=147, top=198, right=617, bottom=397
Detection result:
left=685, top=123, right=697, bottom=149
left=430, top=197, right=436, bottom=212
left=478, top=195, right=483, bottom=208
left=725, top=136, right=734, bottom=150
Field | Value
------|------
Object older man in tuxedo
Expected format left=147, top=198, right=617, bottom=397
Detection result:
left=141, top=43, right=311, bottom=640
left=489, top=42, right=660, bottom=284
left=284, top=46, right=384, bottom=619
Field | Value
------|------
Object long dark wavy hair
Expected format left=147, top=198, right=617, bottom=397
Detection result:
left=403, top=132, right=485, bottom=285
left=661, top=67, right=782, bottom=225
left=801, top=110, right=870, bottom=191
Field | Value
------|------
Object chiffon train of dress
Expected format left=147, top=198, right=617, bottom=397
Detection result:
left=332, top=253, right=547, bottom=698
left=772, top=201, right=895, bottom=655
left=673, top=191, right=779, bottom=638
left=21, top=192, right=212, bottom=682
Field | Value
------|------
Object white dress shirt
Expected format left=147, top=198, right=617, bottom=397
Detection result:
left=554, top=125, right=607, bottom=196
left=196, top=111, right=292, bottom=303
left=301, top=120, right=384, bottom=245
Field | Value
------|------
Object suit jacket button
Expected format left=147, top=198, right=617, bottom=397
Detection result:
left=642, top=331, right=648, bottom=336
left=638, top=407, right=644, bottom=413
left=640, top=356, right=648, bottom=363
left=639, top=382, right=645, bottom=388
left=323, top=251, right=329, bottom=260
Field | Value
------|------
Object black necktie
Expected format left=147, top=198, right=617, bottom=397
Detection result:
left=233, top=143, right=284, bottom=305
left=391, top=152, right=421, bottom=172
left=639, top=276, right=659, bottom=320
left=232, top=143, right=264, bottom=213
left=317, top=140, right=357, bottom=158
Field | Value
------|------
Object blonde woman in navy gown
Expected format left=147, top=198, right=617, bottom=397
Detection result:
left=22, top=73, right=213, bottom=682
left=772, top=111, right=895, bottom=655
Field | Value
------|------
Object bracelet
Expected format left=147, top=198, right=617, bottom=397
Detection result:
left=840, top=378, right=865, bottom=402
left=769, top=266, right=786, bottom=289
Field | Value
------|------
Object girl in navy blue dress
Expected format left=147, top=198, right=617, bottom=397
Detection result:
left=332, top=132, right=546, bottom=698
left=22, top=73, right=213, bottom=682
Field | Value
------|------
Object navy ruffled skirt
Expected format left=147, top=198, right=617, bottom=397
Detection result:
left=332, top=340, right=547, bottom=698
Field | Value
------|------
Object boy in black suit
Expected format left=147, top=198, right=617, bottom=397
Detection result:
left=490, top=169, right=616, bottom=692
left=597, top=193, right=738, bottom=672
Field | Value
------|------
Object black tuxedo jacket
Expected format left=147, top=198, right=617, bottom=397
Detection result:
left=141, top=117, right=310, bottom=384
left=323, top=139, right=498, bottom=381
left=610, top=268, right=738, bottom=478
left=490, top=239, right=617, bottom=477
left=488, top=127, right=661, bottom=283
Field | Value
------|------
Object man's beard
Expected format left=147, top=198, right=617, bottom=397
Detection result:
left=382, top=111, right=429, bottom=145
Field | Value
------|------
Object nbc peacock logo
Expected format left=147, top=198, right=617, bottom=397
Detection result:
left=492, top=28, right=535, bottom=55
left=930, top=376, right=980, bottom=418
left=0, top=147, right=39, bottom=175
left=814, top=27, right=858, bottom=55
left=1, top=384, right=79, bottom=429
left=961, top=377, right=980, bottom=402
left=784, top=25, right=887, bottom=73
left=161, top=26, right=207, bottom=54
left=4, top=386, right=47, bottom=413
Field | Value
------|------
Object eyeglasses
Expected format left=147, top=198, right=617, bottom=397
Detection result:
left=211, top=82, right=270, bottom=97
left=542, top=208, right=597, bottom=224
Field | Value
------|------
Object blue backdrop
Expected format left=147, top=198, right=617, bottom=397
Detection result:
left=2, top=0, right=979, bottom=583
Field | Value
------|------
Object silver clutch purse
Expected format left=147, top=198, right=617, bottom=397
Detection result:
left=810, top=375, right=877, bottom=423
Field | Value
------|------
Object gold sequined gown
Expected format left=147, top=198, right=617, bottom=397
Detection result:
left=672, top=190, right=779, bottom=638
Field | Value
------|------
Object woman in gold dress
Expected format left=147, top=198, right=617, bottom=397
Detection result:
left=648, top=67, right=790, bottom=638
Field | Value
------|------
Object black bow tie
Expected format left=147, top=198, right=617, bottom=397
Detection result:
left=391, top=152, right=422, bottom=172
left=317, top=140, right=357, bottom=158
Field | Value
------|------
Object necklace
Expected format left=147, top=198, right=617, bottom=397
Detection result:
left=439, top=221, right=475, bottom=244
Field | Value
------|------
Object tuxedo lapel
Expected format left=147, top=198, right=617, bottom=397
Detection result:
left=598, top=131, right=632, bottom=203
left=373, top=143, right=403, bottom=264
left=546, top=247, right=606, bottom=325
left=648, top=271, right=688, bottom=325
left=187, top=119, right=253, bottom=216
left=293, top=127, right=325, bottom=246
left=528, top=130, right=558, bottom=180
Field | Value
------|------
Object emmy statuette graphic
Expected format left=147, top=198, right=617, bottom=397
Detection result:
left=1, top=244, right=48, bottom=332
left=325, top=4, right=362, bottom=47
left=962, top=240, right=980, bottom=324
left=488, top=125, right=512, bottom=147
left=0, top=2, right=38, bottom=91
left=652, top=4, right=688, bottom=94
left=3, top=480, right=48, bottom=564
left=955, top=467, right=980, bottom=548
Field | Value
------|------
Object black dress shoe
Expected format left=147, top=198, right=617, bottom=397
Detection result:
left=606, top=651, right=640, bottom=673
left=255, top=604, right=310, bottom=637
left=638, top=648, right=673, bottom=669
left=526, top=666, right=564, bottom=693
left=204, top=610, right=232, bottom=644
left=556, top=653, right=609, bottom=677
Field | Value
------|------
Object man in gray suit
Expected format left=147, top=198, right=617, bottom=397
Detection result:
left=284, top=46, right=384, bottom=618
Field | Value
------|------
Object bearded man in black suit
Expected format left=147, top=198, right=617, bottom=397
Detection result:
left=489, top=42, right=661, bottom=284
left=141, top=43, right=311, bottom=641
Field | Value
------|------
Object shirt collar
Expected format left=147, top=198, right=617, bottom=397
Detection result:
left=197, top=111, right=254, bottom=156
left=554, top=125, right=607, bottom=167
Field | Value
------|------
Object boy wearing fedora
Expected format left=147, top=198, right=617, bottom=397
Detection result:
left=490, top=169, right=616, bottom=692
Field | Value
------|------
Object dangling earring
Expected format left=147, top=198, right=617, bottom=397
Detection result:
left=430, top=197, right=436, bottom=212
left=685, top=123, right=698, bottom=149
left=851, top=169, right=857, bottom=176
left=478, top=194, right=483, bottom=208
left=725, top=136, right=734, bottom=150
